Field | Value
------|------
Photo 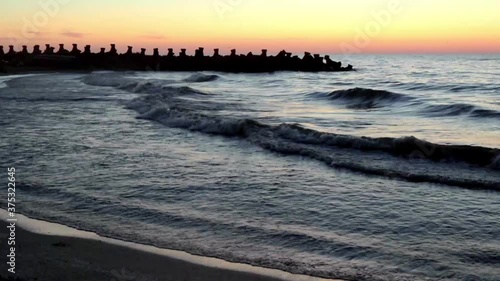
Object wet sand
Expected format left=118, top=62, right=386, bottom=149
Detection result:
left=0, top=211, right=340, bottom=281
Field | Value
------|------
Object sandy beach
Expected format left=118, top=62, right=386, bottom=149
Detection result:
left=0, top=211, right=339, bottom=281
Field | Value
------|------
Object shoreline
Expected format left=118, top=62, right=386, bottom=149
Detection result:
left=0, top=210, right=341, bottom=281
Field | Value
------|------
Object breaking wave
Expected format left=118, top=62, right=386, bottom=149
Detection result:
left=79, top=72, right=500, bottom=190
left=126, top=90, right=500, bottom=190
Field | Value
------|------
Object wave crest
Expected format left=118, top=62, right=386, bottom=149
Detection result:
left=310, top=88, right=411, bottom=109
left=127, top=92, right=500, bottom=190
left=422, top=104, right=500, bottom=119
left=184, top=73, right=220, bottom=83
left=275, top=124, right=499, bottom=168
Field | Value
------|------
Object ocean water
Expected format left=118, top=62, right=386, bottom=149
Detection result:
left=1, top=55, right=499, bottom=281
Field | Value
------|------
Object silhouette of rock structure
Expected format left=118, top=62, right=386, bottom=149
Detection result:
left=33, top=45, right=42, bottom=55
left=56, top=44, right=69, bottom=55
left=70, top=44, right=81, bottom=56
left=0, top=44, right=354, bottom=72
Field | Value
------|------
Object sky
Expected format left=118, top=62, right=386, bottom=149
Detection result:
left=1, top=0, right=499, bottom=55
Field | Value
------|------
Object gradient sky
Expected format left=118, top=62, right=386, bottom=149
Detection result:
left=1, top=0, right=499, bottom=54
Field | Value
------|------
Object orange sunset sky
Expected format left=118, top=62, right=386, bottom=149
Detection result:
left=1, top=0, right=500, bottom=55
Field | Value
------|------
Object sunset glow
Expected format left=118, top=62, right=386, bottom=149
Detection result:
left=1, top=0, right=499, bottom=54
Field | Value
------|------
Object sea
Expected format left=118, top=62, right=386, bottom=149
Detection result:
left=1, top=54, right=499, bottom=281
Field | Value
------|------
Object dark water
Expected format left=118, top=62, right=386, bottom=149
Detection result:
left=1, top=55, right=499, bottom=280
